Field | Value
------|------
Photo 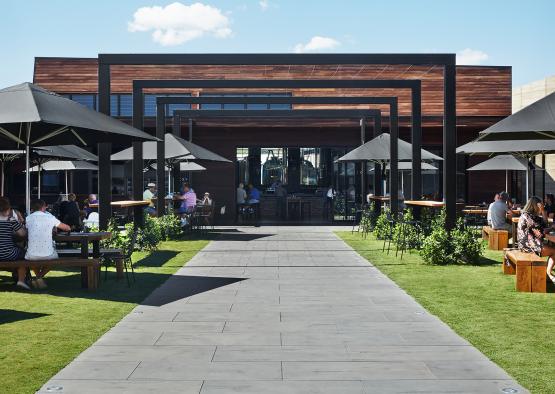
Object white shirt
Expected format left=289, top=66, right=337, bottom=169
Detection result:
left=25, top=211, right=60, bottom=259
left=237, top=187, right=247, bottom=204
left=327, top=188, right=335, bottom=198
left=143, top=189, right=155, bottom=207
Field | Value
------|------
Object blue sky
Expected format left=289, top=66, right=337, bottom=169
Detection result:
left=2, top=0, right=554, bottom=87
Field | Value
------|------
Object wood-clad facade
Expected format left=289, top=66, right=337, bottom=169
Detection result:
left=32, top=57, right=513, bottom=223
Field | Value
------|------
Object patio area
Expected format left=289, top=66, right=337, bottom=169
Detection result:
left=38, top=226, right=526, bottom=394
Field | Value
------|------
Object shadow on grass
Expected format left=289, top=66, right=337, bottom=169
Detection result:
left=134, top=251, right=180, bottom=267
left=0, top=309, right=50, bottom=325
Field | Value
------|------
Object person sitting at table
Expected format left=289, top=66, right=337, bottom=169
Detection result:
left=60, top=193, right=81, bottom=230
left=201, top=192, right=213, bottom=206
left=247, top=184, right=261, bottom=226
left=143, top=182, right=157, bottom=216
left=517, top=196, right=555, bottom=284
left=84, top=193, right=98, bottom=216
left=237, top=183, right=247, bottom=206
left=25, top=199, right=71, bottom=289
left=487, top=191, right=512, bottom=236
left=544, top=194, right=555, bottom=219
left=175, top=182, right=197, bottom=215
left=0, top=197, right=29, bottom=290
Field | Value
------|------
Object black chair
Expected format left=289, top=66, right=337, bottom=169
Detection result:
left=101, top=229, right=137, bottom=287
left=382, top=213, right=397, bottom=254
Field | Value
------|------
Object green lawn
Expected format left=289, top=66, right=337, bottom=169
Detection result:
left=337, top=231, right=555, bottom=394
left=0, top=238, right=209, bottom=394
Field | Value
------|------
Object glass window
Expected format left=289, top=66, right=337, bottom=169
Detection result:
left=144, top=94, right=157, bottom=117
left=300, top=148, right=320, bottom=186
left=261, top=148, right=288, bottom=186
left=223, top=94, right=245, bottom=110
left=269, top=93, right=292, bottom=110
left=119, top=95, right=132, bottom=117
left=71, top=94, right=95, bottom=109
left=200, top=94, right=222, bottom=110
left=110, top=95, right=119, bottom=116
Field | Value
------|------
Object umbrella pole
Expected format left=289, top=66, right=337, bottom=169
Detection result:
left=505, top=170, right=508, bottom=193
left=25, top=147, right=30, bottom=214
left=37, top=165, right=41, bottom=199
left=65, top=170, right=68, bottom=195
left=526, top=166, right=529, bottom=202
left=1, top=161, right=4, bottom=196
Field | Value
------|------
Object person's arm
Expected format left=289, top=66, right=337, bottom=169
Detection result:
left=56, top=222, right=71, bottom=232
left=12, top=220, right=27, bottom=239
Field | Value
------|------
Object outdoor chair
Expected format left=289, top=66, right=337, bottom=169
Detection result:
left=383, top=213, right=397, bottom=254
left=100, top=228, right=137, bottom=287
left=394, top=215, right=423, bottom=259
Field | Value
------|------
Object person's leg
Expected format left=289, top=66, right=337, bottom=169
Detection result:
left=541, top=245, right=555, bottom=282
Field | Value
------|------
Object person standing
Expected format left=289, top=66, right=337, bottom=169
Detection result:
left=236, top=183, right=247, bottom=205
left=25, top=199, right=71, bottom=289
left=0, top=197, right=28, bottom=290
left=325, top=185, right=335, bottom=220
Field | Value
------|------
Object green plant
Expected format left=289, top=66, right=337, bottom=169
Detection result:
left=374, top=209, right=392, bottom=240
left=156, top=214, right=183, bottom=241
left=452, top=217, right=484, bottom=263
left=393, top=209, right=421, bottom=250
left=101, top=218, right=131, bottom=251
left=134, top=215, right=162, bottom=251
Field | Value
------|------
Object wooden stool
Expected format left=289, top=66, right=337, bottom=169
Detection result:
left=504, top=249, right=548, bottom=292
left=482, top=226, right=509, bottom=250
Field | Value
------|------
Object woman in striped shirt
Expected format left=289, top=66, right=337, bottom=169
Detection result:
left=0, top=197, right=29, bottom=289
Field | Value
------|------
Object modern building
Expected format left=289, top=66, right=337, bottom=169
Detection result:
left=26, top=55, right=512, bottom=224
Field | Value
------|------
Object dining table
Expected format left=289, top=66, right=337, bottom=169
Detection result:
left=54, top=231, right=120, bottom=283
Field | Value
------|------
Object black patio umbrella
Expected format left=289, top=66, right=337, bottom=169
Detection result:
left=479, top=91, right=555, bottom=140
left=28, top=160, right=99, bottom=195
left=337, top=133, right=443, bottom=163
left=0, top=82, right=157, bottom=213
left=111, top=133, right=230, bottom=163
left=0, top=150, right=25, bottom=196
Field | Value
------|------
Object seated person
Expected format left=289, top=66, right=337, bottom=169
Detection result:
left=201, top=192, right=213, bottom=206
left=84, top=193, right=98, bottom=216
left=175, top=183, right=197, bottom=214
left=247, top=184, right=261, bottom=204
left=143, top=182, right=157, bottom=216
left=517, top=196, right=555, bottom=284
left=0, top=197, right=29, bottom=290
left=25, top=199, right=71, bottom=288
left=487, top=191, right=512, bottom=235
left=545, top=194, right=555, bottom=219
left=237, top=183, right=247, bottom=205
left=60, top=193, right=81, bottom=230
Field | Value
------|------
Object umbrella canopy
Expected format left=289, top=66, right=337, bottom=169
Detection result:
left=0, top=82, right=157, bottom=213
left=467, top=155, right=528, bottom=172
left=385, top=162, right=438, bottom=171
left=337, top=133, right=443, bottom=162
left=0, top=83, right=157, bottom=148
left=34, top=145, right=98, bottom=161
left=28, top=160, right=98, bottom=172
left=479, top=91, right=555, bottom=140
left=111, top=133, right=230, bottom=163
left=457, top=139, right=555, bottom=157
left=151, top=162, right=207, bottom=172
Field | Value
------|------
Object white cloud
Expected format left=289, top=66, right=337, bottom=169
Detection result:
left=259, top=0, right=269, bottom=10
left=128, top=2, right=232, bottom=46
left=456, top=48, right=489, bottom=65
left=294, top=36, right=341, bottom=53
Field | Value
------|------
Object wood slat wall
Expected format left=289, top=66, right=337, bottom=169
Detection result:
left=33, top=58, right=512, bottom=119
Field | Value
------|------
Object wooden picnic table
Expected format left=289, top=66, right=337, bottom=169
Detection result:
left=53, top=231, right=120, bottom=283
left=368, top=195, right=390, bottom=202
left=404, top=200, right=445, bottom=208
left=462, top=209, right=488, bottom=215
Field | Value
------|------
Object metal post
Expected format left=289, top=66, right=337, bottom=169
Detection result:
left=37, top=165, right=41, bottom=199
left=411, top=83, right=422, bottom=199
left=156, top=104, right=166, bottom=216
left=25, top=144, right=30, bottom=214
left=373, top=117, right=382, bottom=215
left=132, top=85, right=144, bottom=227
left=172, top=115, right=181, bottom=194
left=389, top=102, right=399, bottom=216
left=444, top=64, right=457, bottom=230
left=65, top=170, right=68, bottom=195
left=188, top=118, right=193, bottom=185
left=98, top=142, right=112, bottom=230
left=98, top=64, right=110, bottom=115
left=360, top=118, right=366, bottom=204
left=0, top=161, right=4, bottom=196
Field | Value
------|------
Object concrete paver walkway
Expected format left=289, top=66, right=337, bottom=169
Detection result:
left=40, top=226, right=527, bottom=394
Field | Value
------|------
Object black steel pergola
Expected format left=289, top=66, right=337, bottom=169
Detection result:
left=131, top=79, right=417, bottom=223
left=156, top=95, right=399, bottom=216
left=97, top=54, right=456, bottom=228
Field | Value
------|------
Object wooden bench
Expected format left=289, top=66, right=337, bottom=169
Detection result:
left=0, top=258, right=100, bottom=290
left=482, top=226, right=509, bottom=250
left=503, top=249, right=548, bottom=292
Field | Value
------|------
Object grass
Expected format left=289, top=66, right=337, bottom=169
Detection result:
left=337, top=231, right=555, bottom=394
left=0, top=237, right=209, bottom=394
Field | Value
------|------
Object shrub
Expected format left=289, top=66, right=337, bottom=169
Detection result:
left=420, top=209, right=483, bottom=265
left=134, top=215, right=162, bottom=252
left=393, top=209, right=421, bottom=250
left=374, top=209, right=392, bottom=240
left=156, top=214, right=183, bottom=241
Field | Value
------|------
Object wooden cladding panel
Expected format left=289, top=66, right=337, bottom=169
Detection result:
left=33, top=58, right=511, bottom=118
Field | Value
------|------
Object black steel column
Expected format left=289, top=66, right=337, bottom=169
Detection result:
left=360, top=118, right=367, bottom=204
left=411, top=83, right=422, bottom=199
left=390, top=102, right=399, bottom=216
left=156, top=104, right=166, bottom=216
left=98, top=143, right=111, bottom=230
left=172, top=115, right=181, bottom=194
left=374, top=116, right=382, bottom=214
left=98, top=64, right=110, bottom=115
left=188, top=118, right=193, bottom=141
left=132, top=85, right=144, bottom=226
left=444, top=64, right=457, bottom=230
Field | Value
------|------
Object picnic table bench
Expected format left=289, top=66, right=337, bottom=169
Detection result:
left=503, top=249, right=548, bottom=292
left=482, top=226, right=509, bottom=250
left=0, top=258, right=100, bottom=290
